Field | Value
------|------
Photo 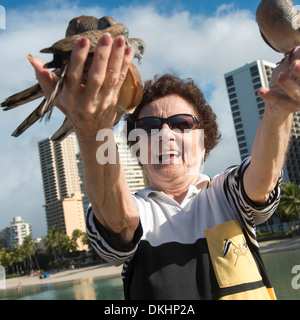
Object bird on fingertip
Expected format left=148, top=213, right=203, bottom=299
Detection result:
left=1, top=15, right=146, bottom=141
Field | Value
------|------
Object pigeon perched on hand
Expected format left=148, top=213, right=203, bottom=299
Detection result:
left=1, top=15, right=145, bottom=141
left=1, top=16, right=117, bottom=112
left=2, top=24, right=128, bottom=138
left=51, top=37, right=146, bottom=142
left=256, top=0, right=300, bottom=54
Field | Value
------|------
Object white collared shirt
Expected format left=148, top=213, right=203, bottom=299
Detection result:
left=86, top=157, right=282, bottom=299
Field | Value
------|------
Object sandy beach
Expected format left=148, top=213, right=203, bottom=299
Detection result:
left=259, top=234, right=300, bottom=254
left=3, top=264, right=123, bottom=290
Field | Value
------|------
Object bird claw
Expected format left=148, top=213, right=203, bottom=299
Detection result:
left=277, top=46, right=300, bottom=66
left=123, top=28, right=129, bottom=46
left=287, top=46, right=300, bottom=62
left=137, top=54, right=143, bottom=65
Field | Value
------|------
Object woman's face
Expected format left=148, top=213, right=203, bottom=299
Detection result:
left=136, top=94, right=206, bottom=186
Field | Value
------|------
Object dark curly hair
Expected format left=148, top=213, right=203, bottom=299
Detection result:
left=124, top=73, right=221, bottom=160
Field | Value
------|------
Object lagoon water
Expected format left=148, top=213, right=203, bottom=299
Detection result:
left=1, top=248, right=299, bottom=300
left=0, top=275, right=124, bottom=300
left=262, top=249, right=300, bottom=300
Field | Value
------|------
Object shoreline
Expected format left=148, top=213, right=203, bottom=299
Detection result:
left=2, top=264, right=123, bottom=291
left=259, top=234, right=300, bottom=254
left=2, top=235, right=300, bottom=292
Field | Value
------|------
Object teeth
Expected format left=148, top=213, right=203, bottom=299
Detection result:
left=158, top=151, right=181, bottom=157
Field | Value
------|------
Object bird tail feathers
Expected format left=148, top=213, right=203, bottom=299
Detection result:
left=51, top=118, right=73, bottom=142
left=1, top=84, right=43, bottom=110
left=40, top=61, right=69, bottom=121
left=11, top=99, right=46, bottom=137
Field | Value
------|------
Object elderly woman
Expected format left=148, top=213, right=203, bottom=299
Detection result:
left=31, top=34, right=299, bottom=300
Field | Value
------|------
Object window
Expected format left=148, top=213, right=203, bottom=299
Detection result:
left=226, top=76, right=234, bottom=87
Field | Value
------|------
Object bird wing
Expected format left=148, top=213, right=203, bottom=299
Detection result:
left=66, top=15, right=100, bottom=37
left=65, top=15, right=117, bottom=37
left=41, top=24, right=129, bottom=55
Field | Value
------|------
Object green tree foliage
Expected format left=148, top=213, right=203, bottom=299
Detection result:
left=278, top=182, right=300, bottom=221
left=0, top=228, right=89, bottom=276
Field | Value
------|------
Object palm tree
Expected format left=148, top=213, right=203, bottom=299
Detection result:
left=11, top=244, right=23, bottom=275
left=71, top=229, right=84, bottom=251
left=59, top=233, right=72, bottom=259
left=0, top=248, right=9, bottom=273
left=45, top=227, right=59, bottom=262
left=279, top=182, right=300, bottom=221
left=45, top=227, right=73, bottom=267
left=6, top=251, right=15, bottom=274
left=81, top=232, right=89, bottom=247
left=22, top=235, right=38, bottom=273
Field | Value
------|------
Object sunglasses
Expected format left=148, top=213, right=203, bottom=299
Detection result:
left=135, top=114, right=201, bottom=135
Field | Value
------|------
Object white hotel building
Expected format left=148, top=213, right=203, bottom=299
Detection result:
left=225, top=60, right=300, bottom=184
left=0, top=216, right=32, bottom=249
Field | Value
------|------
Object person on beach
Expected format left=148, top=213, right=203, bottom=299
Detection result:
left=29, top=33, right=300, bottom=300
left=17, top=280, right=22, bottom=294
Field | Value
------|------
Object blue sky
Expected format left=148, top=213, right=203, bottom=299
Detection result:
left=1, top=0, right=260, bottom=14
left=0, top=0, right=294, bottom=237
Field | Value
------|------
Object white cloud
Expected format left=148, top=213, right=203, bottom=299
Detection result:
left=0, top=2, right=282, bottom=237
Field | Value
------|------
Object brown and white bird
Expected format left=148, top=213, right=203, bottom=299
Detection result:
left=256, top=0, right=300, bottom=54
left=66, top=15, right=117, bottom=36
left=51, top=37, right=146, bottom=142
left=1, top=16, right=144, bottom=139
left=1, top=16, right=117, bottom=111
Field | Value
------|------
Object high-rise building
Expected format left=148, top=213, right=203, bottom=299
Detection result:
left=225, top=60, right=300, bottom=184
left=0, top=216, right=32, bottom=249
left=288, top=112, right=300, bottom=184
left=76, top=152, right=89, bottom=213
left=38, top=135, right=87, bottom=242
left=38, top=132, right=146, bottom=244
left=115, top=134, right=147, bottom=194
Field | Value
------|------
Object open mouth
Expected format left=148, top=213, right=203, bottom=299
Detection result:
left=157, top=150, right=182, bottom=163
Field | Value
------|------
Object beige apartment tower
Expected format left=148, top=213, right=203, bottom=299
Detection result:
left=38, top=136, right=86, bottom=246
left=115, top=134, right=148, bottom=194
left=39, top=133, right=147, bottom=242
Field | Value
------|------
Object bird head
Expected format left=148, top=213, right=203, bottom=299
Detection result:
left=65, top=15, right=100, bottom=37
left=128, top=38, right=146, bottom=64
left=98, top=16, right=117, bottom=29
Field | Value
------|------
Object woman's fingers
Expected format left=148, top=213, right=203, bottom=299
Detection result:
left=259, top=85, right=300, bottom=114
left=99, top=36, right=133, bottom=110
left=47, top=33, right=132, bottom=131
left=103, top=36, right=126, bottom=89
left=115, top=44, right=133, bottom=92
left=85, top=34, right=132, bottom=112
left=27, top=54, right=57, bottom=97
left=65, top=37, right=90, bottom=92
left=259, top=53, right=300, bottom=114
left=85, top=33, right=113, bottom=100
